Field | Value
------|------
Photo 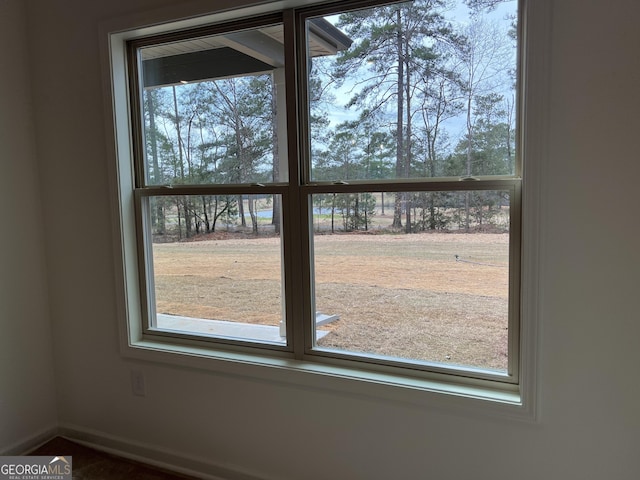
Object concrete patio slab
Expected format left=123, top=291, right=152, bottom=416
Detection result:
left=156, top=313, right=332, bottom=344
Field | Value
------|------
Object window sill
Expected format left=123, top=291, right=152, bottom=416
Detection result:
left=122, top=337, right=534, bottom=422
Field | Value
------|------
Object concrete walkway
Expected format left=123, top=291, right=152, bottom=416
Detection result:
left=156, top=313, right=335, bottom=344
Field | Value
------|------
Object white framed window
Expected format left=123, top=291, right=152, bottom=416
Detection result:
left=105, top=0, right=543, bottom=415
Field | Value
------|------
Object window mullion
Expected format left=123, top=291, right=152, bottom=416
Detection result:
left=282, top=9, right=309, bottom=359
left=292, top=7, right=320, bottom=359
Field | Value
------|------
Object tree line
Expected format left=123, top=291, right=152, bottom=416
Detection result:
left=143, top=0, right=517, bottom=239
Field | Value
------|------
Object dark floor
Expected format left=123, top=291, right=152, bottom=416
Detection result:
left=28, top=436, right=200, bottom=480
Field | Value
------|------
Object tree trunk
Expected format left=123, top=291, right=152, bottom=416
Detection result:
left=202, top=196, right=210, bottom=233
left=404, top=45, right=412, bottom=234
left=331, top=193, right=336, bottom=233
left=392, top=8, right=405, bottom=229
left=248, top=195, right=258, bottom=234
left=464, top=89, right=474, bottom=231
left=176, top=198, right=182, bottom=239
left=238, top=195, right=246, bottom=228
left=146, top=92, right=165, bottom=234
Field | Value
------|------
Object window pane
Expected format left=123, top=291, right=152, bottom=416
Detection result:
left=138, top=23, right=288, bottom=186
left=306, top=2, right=518, bottom=181
left=311, top=190, right=510, bottom=371
left=148, top=194, right=285, bottom=345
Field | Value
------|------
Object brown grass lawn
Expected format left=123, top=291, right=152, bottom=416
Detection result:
left=153, top=231, right=510, bottom=371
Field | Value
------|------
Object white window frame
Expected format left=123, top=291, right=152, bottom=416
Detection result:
left=101, top=0, right=547, bottom=420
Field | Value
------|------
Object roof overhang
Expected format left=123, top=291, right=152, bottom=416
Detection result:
left=141, top=18, right=352, bottom=88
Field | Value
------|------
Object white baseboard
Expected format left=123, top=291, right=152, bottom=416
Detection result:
left=0, top=425, right=59, bottom=456
left=58, top=423, right=271, bottom=480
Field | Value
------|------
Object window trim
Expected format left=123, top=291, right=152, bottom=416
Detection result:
left=101, top=0, right=546, bottom=420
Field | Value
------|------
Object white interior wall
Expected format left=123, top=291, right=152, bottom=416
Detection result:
left=4, top=0, right=639, bottom=478
left=0, top=0, right=57, bottom=453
